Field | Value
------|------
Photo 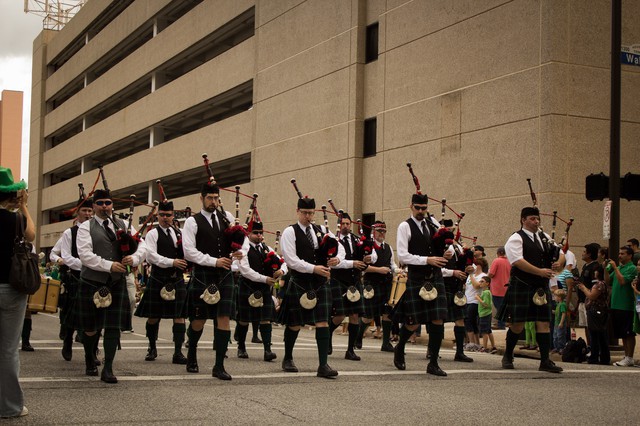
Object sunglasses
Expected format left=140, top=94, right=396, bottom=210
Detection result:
left=158, top=213, right=173, bottom=217
left=252, top=231, right=264, bottom=235
left=94, top=200, right=113, bottom=206
left=375, top=229, right=387, bottom=233
left=412, top=205, right=428, bottom=211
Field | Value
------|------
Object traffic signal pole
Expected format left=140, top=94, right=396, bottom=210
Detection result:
left=609, top=0, right=621, bottom=258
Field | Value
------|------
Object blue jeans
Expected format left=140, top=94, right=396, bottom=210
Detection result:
left=0, top=283, right=28, bottom=417
left=492, top=295, right=505, bottom=328
left=553, top=325, right=567, bottom=351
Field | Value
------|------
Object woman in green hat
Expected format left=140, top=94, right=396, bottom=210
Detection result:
left=0, top=166, right=35, bottom=419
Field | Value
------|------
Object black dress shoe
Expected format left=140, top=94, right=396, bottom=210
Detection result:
left=264, top=350, right=277, bottom=362
left=355, top=339, right=363, bottom=350
left=251, top=336, right=263, bottom=344
left=212, top=366, right=232, bottom=381
left=539, top=359, right=563, bottom=373
left=345, top=350, right=361, bottom=361
left=21, top=344, right=34, bottom=352
left=282, top=359, right=298, bottom=373
left=237, top=348, right=249, bottom=359
left=186, top=351, right=199, bottom=373
left=100, top=367, right=118, bottom=383
left=426, top=363, right=447, bottom=377
left=381, top=342, right=394, bottom=352
left=172, top=353, right=188, bottom=365
left=454, top=353, right=474, bottom=363
left=317, top=364, right=338, bottom=378
left=393, top=346, right=406, bottom=370
left=85, top=364, right=99, bottom=376
left=502, top=355, right=514, bottom=369
left=145, top=347, right=158, bottom=361
left=93, top=353, right=102, bottom=366
left=62, top=345, right=72, bottom=361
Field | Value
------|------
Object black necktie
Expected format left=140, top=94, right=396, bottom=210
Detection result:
left=533, top=233, right=543, bottom=251
left=343, top=236, right=352, bottom=257
left=421, top=221, right=428, bottom=235
left=211, top=212, right=219, bottom=232
left=305, top=226, right=315, bottom=248
left=103, top=220, right=116, bottom=242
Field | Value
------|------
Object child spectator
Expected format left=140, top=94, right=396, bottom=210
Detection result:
left=552, top=289, right=568, bottom=353
left=520, top=322, right=537, bottom=350
left=475, top=276, right=497, bottom=353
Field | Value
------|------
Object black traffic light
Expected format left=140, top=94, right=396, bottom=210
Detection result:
left=585, top=173, right=609, bottom=201
left=621, top=173, right=640, bottom=201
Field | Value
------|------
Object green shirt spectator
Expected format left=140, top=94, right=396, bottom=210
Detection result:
left=478, top=289, right=492, bottom=318
left=609, top=261, right=637, bottom=311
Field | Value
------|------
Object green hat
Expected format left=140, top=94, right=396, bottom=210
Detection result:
left=0, top=167, right=26, bottom=193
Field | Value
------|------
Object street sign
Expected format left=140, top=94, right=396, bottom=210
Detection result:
left=622, top=44, right=640, bottom=67
left=603, top=200, right=611, bottom=240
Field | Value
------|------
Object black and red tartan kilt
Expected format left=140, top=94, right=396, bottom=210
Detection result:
left=444, top=279, right=466, bottom=323
left=496, top=276, right=551, bottom=323
left=234, top=277, right=275, bottom=323
left=134, top=271, right=187, bottom=319
left=329, top=278, right=364, bottom=317
left=60, top=271, right=81, bottom=327
left=391, top=276, right=448, bottom=325
left=362, top=277, right=392, bottom=319
left=74, top=276, right=131, bottom=331
left=186, top=266, right=235, bottom=320
left=277, top=274, right=331, bottom=327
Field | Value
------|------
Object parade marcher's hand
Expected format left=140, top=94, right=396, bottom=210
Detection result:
left=111, top=262, right=127, bottom=273
left=378, top=266, right=391, bottom=275
left=216, top=257, right=232, bottom=270
left=231, top=250, right=243, bottom=261
left=266, top=277, right=277, bottom=286
left=314, top=265, right=331, bottom=278
left=122, top=255, right=134, bottom=266
left=363, top=255, right=372, bottom=264
left=57, top=258, right=64, bottom=265
left=538, top=268, right=554, bottom=279
left=353, top=260, right=367, bottom=270
left=443, top=250, right=453, bottom=260
left=427, top=257, right=447, bottom=268
left=453, top=270, right=467, bottom=280
left=465, top=265, right=475, bottom=274
left=327, top=257, right=340, bottom=267
left=272, top=269, right=284, bottom=279
left=173, top=259, right=188, bottom=270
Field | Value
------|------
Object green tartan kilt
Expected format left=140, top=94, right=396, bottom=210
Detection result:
left=277, top=274, right=331, bottom=326
left=186, top=267, right=235, bottom=320
left=73, top=276, right=131, bottom=331
left=444, top=279, right=466, bottom=323
left=392, top=277, right=448, bottom=325
left=496, top=276, right=551, bottom=323
left=134, top=272, right=187, bottom=319
left=234, top=277, right=275, bottom=323
left=60, top=271, right=81, bottom=327
left=362, top=278, right=393, bottom=319
left=330, top=278, right=365, bottom=317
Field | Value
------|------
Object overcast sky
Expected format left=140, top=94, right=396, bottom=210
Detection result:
left=0, top=1, right=53, bottom=182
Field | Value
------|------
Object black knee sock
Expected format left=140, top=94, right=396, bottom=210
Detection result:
left=316, top=327, right=330, bottom=366
left=22, top=318, right=32, bottom=344
left=82, top=333, right=97, bottom=365
left=235, top=323, right=249, bottom=351
left=187, top=325, right=203, bottom=357
left=537, top=332, right=551, bottom=362
left=357, top=320, right=370, bottom=342
left=505, top=328, right=519, bottom=358
left=397, top=326, right=414, bottom=352
left=348, top=323, right=359, bottom=351
left=103, top=329, right=119, bottom=370
left=214, top=329, right=230, bottom=368
left=382, top=320, right=392, bottom=344
left=63, top=327, right=74, bottom=347
left=259, top=324, right=272, bottom=351
left=427, top=323, right=445, bottom=365
left=146, top=321, right=159, bottom=350
left=172, top=323, right=186, bottom=355
left=374, top=316, right=381, bottom=327
left=94, top=331, right=102, bottom=357
left=284, top=327, right=299, bottom=360
left=252, top=321, right=260, bottom=339
left=454, top=325, right=466, bottom=355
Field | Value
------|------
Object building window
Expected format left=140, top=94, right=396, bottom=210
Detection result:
left=365, top=22, right=379, bottom=63
left=363, top=117, right=377, bottom=158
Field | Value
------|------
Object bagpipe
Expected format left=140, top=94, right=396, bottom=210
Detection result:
left=202, top=153, right=246, bottom=254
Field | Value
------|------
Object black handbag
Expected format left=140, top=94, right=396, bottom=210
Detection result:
left=9, top=213, right=41, bottom=295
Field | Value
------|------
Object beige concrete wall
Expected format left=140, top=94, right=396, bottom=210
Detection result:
left=0, top=90, right=23, bottom=178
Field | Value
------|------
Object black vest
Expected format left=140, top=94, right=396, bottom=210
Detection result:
left=193, top=212, right=228, bottom=260
left=71, top=225, right=79, bottom=259
left=364, top=242, right=393, bottom=283
left=245, top=243, right=266, bottom=283
left=291, top=223, right=324, bottom=280
left=153, top=226, right=179, bottom=275
left=331, top=233, right=361, bottom=283
left=510, top=229, right=549, bottom=287
left=405, top=218, right=439, bottom=280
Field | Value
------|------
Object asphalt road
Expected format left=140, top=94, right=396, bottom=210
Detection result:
left=9, top=312, right=639, bottom=425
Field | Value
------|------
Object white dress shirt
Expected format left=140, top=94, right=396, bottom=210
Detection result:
left=59, top=227, right=82, bottom=271
left=280, top=222, right=346, bottom=274
left=396, top=216, right=432, bottom=266
left=238, top=238, right=289, bottom=283
left=49, top=235, right=63, bottom=263
left=145, top=226, right=178, bottom=269
left=182, top=208, right=236, bottom=267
